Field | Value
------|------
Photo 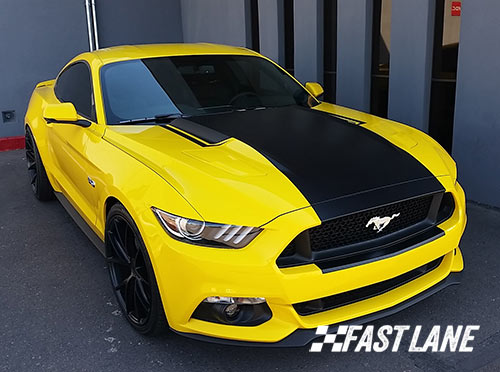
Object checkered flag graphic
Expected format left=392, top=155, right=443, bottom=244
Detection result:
left=309, top=325, right=349, bottom=352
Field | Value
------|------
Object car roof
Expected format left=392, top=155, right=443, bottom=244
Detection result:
left=83, top=43, right=259, bottom=65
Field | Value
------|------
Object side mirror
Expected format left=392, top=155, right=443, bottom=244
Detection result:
left=43, top=102, right=90, bottom=127
left=305, top=82, right=324, bottom=99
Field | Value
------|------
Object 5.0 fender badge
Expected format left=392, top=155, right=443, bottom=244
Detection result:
left=366, top=213, right=400, bottom=233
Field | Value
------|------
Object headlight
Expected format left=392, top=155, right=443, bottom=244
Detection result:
left=151, top=207, right=262, bottom=248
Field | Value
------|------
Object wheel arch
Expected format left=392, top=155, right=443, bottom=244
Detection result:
left=105, top=195, right=121, bottom=220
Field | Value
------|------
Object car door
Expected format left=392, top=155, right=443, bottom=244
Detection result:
left=47, top=61, right=102, bottom=227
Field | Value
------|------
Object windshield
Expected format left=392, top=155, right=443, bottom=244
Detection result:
left=100, top=55, right=314, bottom=124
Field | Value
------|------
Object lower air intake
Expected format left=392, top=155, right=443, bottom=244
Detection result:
left=293, top=256, right=444, bottom=316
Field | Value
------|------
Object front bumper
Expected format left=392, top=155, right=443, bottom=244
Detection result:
left=140, top=178, right=466, bottom=345
left=172, top=270, right=462, bottom=347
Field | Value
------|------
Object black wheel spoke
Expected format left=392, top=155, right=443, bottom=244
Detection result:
left=125, top=227, right=138, bottom=262
left=132, top=281, right=142, bottom=319
left=135, top=278, right=151, bottom=308
left=135, top=261, right=149, bottom=287
left=125, top=277, right=136, bottom=314
left=107, top=256, right=128, bottom=267
left=114, top=275, right=130, bottom=291
left=113, top=219, right=126, bottom=250
left=107, top=230, right=131, bottom=265
left=135, top=237, right=141, bottom=255
left=135, top=268, right=149, bottom=285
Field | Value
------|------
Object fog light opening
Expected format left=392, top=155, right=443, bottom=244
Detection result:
left=192, top=296, right=272, bottom=326
left=224, top=303, right=240, bottom=319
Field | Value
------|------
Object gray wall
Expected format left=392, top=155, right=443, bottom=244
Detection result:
left=336, top=0, right=373, bottom=112
left=0, top=0, right=89, bottom=137
left=388, top=0, right=435, bottom=132
left=258, top=0, right=285, bottom=64
left=180, top=0, right=251, bottom=47
left=453, top=1, right=500, bottom=207
left=293, top=0, right=323, bottom=84
left=96, top=0, right=183, bottom=48
left=0, top=0, right=183, bottom=139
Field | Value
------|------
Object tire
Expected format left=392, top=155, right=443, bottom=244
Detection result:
left=105, top=203, right=168, bottom=335
left=25, top=127, right=54, bottom=201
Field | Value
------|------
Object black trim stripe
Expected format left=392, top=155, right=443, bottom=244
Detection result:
left=328, top=113, right=365, bottom=125
left=160, top=124, right=209, bottom=147
left=169, top=118, right=229, bottom=144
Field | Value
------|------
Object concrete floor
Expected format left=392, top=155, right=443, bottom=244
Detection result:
left=1, top=149, right=499, bottom=372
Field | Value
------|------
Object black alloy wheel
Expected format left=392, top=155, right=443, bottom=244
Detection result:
left=25, top=127, right=53, bottom=201
left=106, top=204, right=167, bottom=334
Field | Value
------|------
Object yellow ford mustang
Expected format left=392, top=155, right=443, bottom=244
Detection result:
left=25, top=43, right=466, bottom=346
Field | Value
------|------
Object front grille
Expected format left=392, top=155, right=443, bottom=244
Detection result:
left=277, top=192, right=455, bottom=271
left=293, top=256, right=444, bottom=316
left=309, top=194, right=433, bottom=252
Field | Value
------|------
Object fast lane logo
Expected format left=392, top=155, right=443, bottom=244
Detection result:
left=310, top=325, right=480, bottom=353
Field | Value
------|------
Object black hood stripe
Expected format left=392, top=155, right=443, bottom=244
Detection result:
left=172, top=106, right=444, bottom=221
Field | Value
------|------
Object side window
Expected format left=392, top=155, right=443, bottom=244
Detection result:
left=55, top=62, right=95, bottom=121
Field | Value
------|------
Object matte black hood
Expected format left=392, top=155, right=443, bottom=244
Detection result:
left=169, top=105, right=444, bottom=221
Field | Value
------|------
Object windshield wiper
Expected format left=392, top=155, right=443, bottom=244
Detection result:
left=234, top=106, right=267, bottom=112
left=195, top=105, right=235, bottom=114
left=194, top=105, right=268, bottom=116
left=115, top=113, right=187, bottom=125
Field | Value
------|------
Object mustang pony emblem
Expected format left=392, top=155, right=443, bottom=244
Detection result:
left=366, top=213, right=401, bottom=233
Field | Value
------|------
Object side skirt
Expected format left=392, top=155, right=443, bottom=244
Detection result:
left=54, top=191, right=106, bottom=256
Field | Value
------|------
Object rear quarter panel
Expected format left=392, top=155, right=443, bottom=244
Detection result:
left=25, top=80, right=64, bottom=192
